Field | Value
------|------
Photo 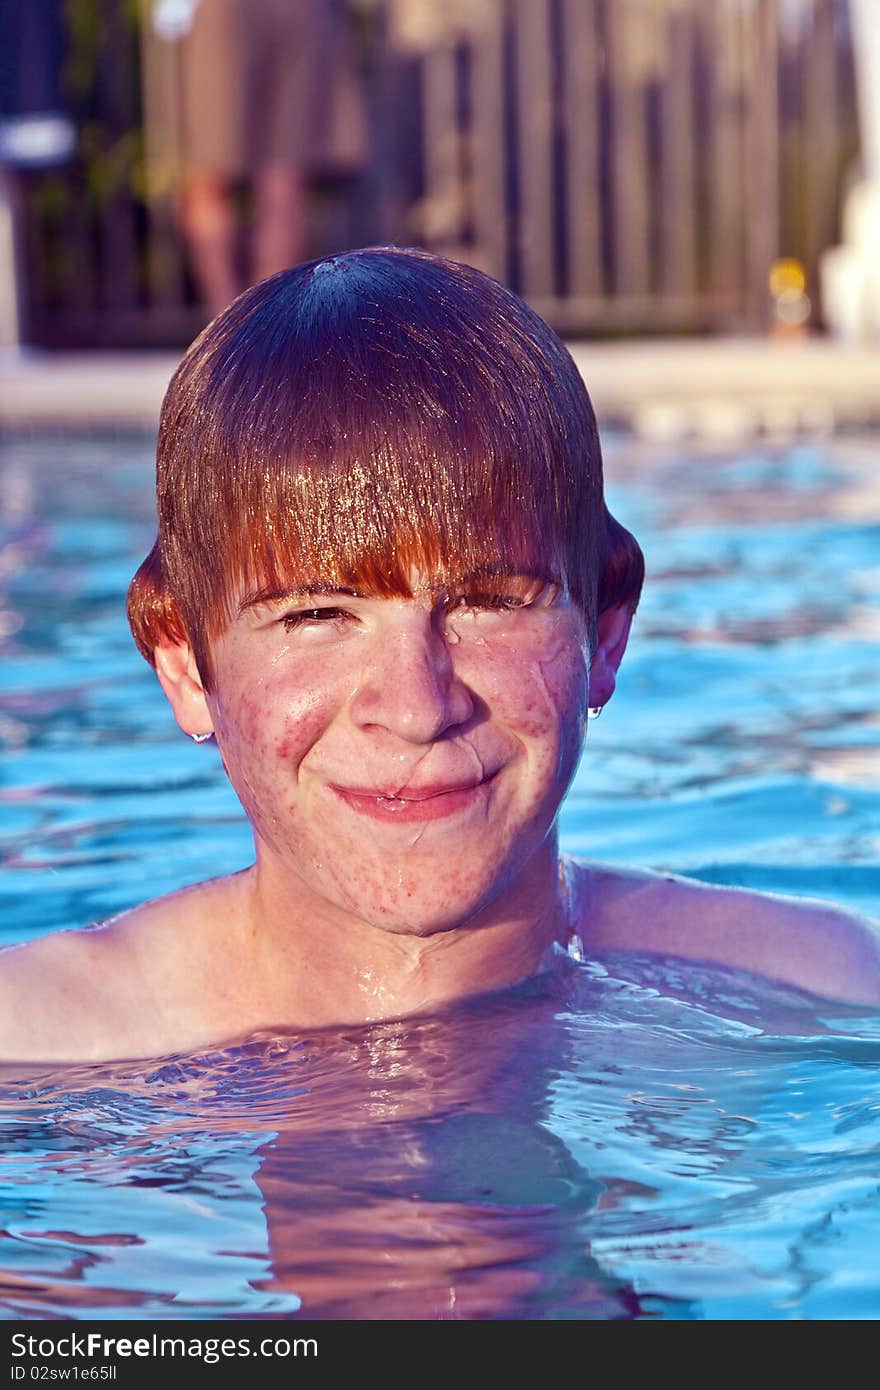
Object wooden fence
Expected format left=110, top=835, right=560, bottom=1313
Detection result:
left=411, top=0, right=858, bottom=331
left=9, top=0, right=859, bottom=347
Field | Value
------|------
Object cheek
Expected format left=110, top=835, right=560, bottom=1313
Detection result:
left=271, top=689, right=335, bottom=763
left=466, top=630, right=589, bottom=741
left=210, top=673, right=336, bottom=782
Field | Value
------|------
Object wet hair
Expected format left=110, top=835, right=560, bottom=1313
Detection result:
left=128, top=246, right=643, bottom=688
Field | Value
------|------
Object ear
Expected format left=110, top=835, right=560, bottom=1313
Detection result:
left=153, top=639, right=214, bottom=738
left=589, top=603, right=633, bottom=709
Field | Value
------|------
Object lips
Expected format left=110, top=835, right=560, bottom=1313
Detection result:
left=329, top=772, right=497, bottom=823
left=339, top=780, right=484, bottom=801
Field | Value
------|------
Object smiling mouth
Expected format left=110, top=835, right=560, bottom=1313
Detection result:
left=330, top=774, right=497, bottom=824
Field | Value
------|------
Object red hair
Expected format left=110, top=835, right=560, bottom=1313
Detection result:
left=128, top=247, right=643, bottom=686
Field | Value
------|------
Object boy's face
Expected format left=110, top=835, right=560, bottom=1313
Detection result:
left=173, top=568, right=599, bottom=936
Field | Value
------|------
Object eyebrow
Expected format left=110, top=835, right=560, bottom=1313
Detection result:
left=238, top=582, right=368, bottom=614
left=238, top=567, right=563, bottom=614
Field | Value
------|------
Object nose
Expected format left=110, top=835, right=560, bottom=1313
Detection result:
left=348, top=612, right=474, bottom=744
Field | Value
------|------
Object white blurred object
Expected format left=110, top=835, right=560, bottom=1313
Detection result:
left=0, top=114, right=75, bottom=167
left=820, top=181, right=880, bottom=341
left=842, top=178, right=880, bottom=253
left=0, top=114, right=76, bottom=350
left=843, top=181, right=880, bottom=332
left=152, top=0, right=201, bottom=41
left=0, top=173, right=18, bottom=348
left=820, top=245, right=868, bottom=340
left=822, top=1, right=880, bottom=339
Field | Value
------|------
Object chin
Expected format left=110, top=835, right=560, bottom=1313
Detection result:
left=332, top=855, right=518, bottom=939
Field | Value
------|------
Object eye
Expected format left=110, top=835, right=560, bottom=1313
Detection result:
left=280, top=606, right=354, bottom=632
left=446, top=581, right=557, bottom=615
left=452, top=592, right=526, bottom=612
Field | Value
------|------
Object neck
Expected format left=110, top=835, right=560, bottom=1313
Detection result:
left=239, top=837, right=573, bottom=1029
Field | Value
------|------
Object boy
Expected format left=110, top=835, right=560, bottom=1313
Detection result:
left=2, top=247, right=878, bottom=1062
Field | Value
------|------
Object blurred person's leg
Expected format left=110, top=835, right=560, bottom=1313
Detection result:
left=180, top=174, right=242, bottom=317
left=246, top=0, right=328, bottom=282
left=180, top=0, right=249, bottom=316
left=252, top=164, right=306, bottom=281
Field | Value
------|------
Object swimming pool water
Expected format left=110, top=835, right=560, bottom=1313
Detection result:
left=1, top=429, right=879, bottom=1319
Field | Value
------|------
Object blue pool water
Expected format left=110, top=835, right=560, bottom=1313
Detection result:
left=0, top=429, right=879, bottom=1319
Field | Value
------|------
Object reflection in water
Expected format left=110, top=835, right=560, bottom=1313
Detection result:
left=251, top=971, right=618, bottom=1320
left=1, top=955, right=878, bottom=1319
left=0, top=961, right=626, bottom=1320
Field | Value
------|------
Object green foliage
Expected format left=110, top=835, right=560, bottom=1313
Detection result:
left=60, top=0, right=147, bottom=204
left=62, top=0, right=104, bottom=103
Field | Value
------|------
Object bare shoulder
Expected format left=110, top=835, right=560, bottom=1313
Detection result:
left=572, top=860, right=880, bottom=1006
left=0, top=873, right=250, bottom=1064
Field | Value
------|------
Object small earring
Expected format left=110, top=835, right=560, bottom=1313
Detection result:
left=587, top=706, right=603, bottom=720
left=190, top=732, right=213, bottom=743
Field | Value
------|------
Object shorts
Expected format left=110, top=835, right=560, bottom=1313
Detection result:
left=180, top=0, right=325, bottom=177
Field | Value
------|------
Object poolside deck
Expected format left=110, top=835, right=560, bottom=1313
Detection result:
left=0, top=337, right=878, bottom=440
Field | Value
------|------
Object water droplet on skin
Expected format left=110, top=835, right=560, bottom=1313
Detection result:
left=567, top=933, right=585, bottom=963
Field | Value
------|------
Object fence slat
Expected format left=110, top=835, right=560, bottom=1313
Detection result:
left=65, top=179, right=98, bottom=324
left=744, top=0, right=780, bottom=325
left=803, top=0, right=839, bottom=290
left=513, top=0, right=555, bottom=296
left=605, top=0, right=650, bottom=296
left=422, top=40, right=463, bottom=250
left=563, top=0, right=602, bottom=298
left=704, top=0, right=743, bottom=304
left=659, top=8, right=697, bottom=299
left=471, top=1, right=507, bottom=280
